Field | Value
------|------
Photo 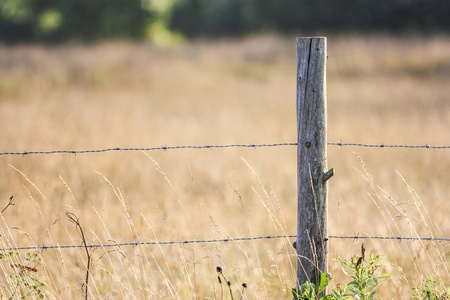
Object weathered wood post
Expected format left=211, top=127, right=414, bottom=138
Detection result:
left=295, top=37, right=332, bottom=290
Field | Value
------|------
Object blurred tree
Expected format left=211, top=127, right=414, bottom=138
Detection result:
left=142, top=0, right=184, bottom=47
left=0, top=0, right=155, bottom=42
left=169, top=0, right=263, bottom=37
left=0, top=0, right=35, bottom=41
left=168, top=0, right=450, bottom=37
left=0, top=0, right=449, bottom=43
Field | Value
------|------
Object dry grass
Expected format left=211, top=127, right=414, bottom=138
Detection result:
left=0, top=34, right=449, bottom=298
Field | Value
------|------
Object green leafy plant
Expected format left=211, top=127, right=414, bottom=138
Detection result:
left=412, top=276, right=449, bottom=300
left=293, top=243, right=394, bottom=300
left=292, top=272, right=332, bottom=300
left=0, top=195, right=46, bottom=299
left=331, top=253, right=393, bottom=300
left=0, top=251, right=46, bottom=299
left=328, top=283, right=352, bottom=300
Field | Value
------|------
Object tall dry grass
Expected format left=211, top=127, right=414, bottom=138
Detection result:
left=0, top=34, right=449, bottom=298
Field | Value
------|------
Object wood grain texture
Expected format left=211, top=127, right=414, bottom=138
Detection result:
left=296, top=37, right=328, bottom=288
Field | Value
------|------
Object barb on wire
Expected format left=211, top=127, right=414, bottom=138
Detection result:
left=0, top=142, right=449, bottom=157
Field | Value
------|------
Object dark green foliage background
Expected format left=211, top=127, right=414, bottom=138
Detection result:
left=1, top=0, right=449, bottom=42
left=0, top=0, right=154, bottom=42
left=169, top=0, right=450, bottom=37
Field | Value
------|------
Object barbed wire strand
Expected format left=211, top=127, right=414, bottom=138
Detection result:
left=1, top=234, right=449, bottom=252
left=328, top=142, right=450, bottom=149
left=1, top=142, right=449, bottom=157
left=1, top=235, right=296, bottom=252
left=0, top=143, right=296, bottom=156
left=328, top=235, right=450, bottom=242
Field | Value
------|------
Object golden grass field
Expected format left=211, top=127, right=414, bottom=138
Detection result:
left=0, top=34, right=449, bottom=299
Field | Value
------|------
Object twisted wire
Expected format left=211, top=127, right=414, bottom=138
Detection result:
left=2, top=234, right=449, bottom=252
left=0, top=235, right=295, bottom=251
left=1, top=142, right=449, bottom=157
left=0, top=143, right=296, bottom=156
left=328, top=142, right=450, bottom=149
left=328, top=235, right=450, bottom=242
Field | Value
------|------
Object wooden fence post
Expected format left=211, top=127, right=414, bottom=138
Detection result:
left=295, top=37, right=332, bottom=290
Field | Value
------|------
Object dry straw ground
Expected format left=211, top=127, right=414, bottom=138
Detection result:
left=0, top=35, right=449, bottom=298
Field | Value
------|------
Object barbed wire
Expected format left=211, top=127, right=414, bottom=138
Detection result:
left=0, top=142, right=449, bottom=157
left=0, top=235, right=296, bottom=252
left=1, top=234, right=449, bottom=252
left=328, top=235, right=450, bottom=242
left=328, top=142, right=450, bottom=149
left=0, top=143, right=297, bottom=156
